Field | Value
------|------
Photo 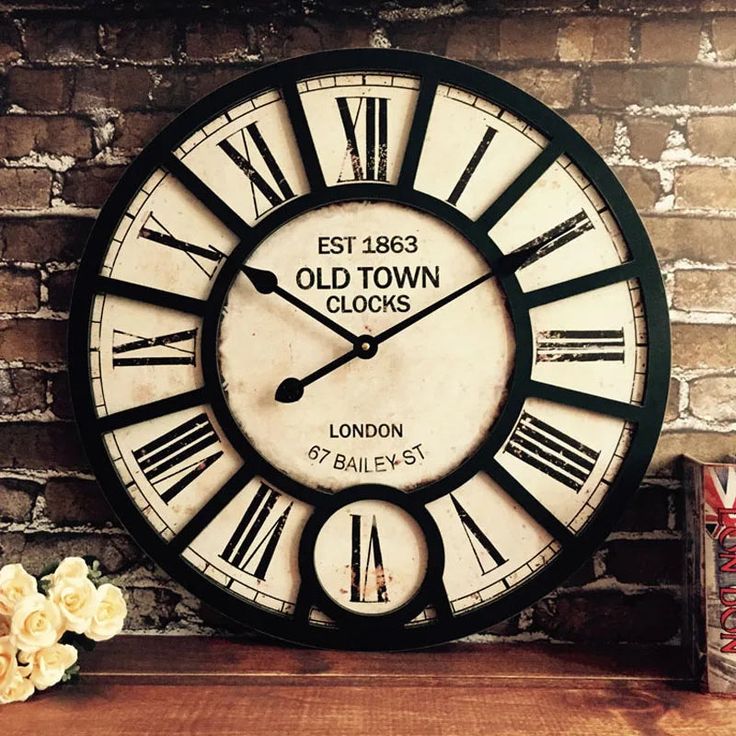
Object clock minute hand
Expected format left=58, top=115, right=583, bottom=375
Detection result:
left=241, top=265, right=358, bottom=344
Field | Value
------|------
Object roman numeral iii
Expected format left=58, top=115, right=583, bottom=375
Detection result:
left=504, top=411, right=600, bottom=492
left=139, top=213, right=223, bottom=278
left=512, top=210, right=594, bottom=270
left=220, top=483, right=292, bottom=581
left=450, top=494, right=506, bottom=575
left=536, top=329, right=625, bottom=363
left=350, top=514, right=389, bottom=603
left=336, top=96, right=389, bottom=182
left=132, top=413, right=223, bottom=503
left=218, top=121, right=295, bottom=217
left=112, top=328, right=197, bottom=367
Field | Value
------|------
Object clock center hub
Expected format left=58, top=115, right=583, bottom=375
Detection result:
left=218, top=200, right=515, bottom=493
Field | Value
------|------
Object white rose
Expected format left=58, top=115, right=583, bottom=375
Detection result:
left=0, top=669, right=34, bottom=704
left=19, top=643, right=77, bottom=691
left=51, top=557, right=89, bottom=586
left=10, top=593, right=63, bottom=653
left=50, top=576, right=98, bottom=635
left=86, top=584, right=127, bottom=642
left=0, top=564, right=38, bottom=617
left=0, top=636, right=18, bottom=692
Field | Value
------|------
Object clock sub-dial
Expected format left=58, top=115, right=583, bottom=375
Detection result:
left=218, top=200, right=515, bottom=493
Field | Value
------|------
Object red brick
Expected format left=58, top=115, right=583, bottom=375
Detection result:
left=44, top=478, right=114, bottom=525
left=50, top=371, right=73, bottom=420
left=63, top=166, right=126, bottom=208
left=673, top=323, right=736, bottom=369
left=0, top=319, right=65, bottom=362
left=563, top=113, right=617, bottom=156
left=7, top=68, right=73, bottom=111
left=627, top=118, right=671, bottom=160
left=533, top=591, right=679, bottom=642
left=0, top=423, right=88, bottom=471
left=711, top=16, right=736, bottom=60
left=558, top=16, right=631, bottom=62
left=0, top=19, right=22, bottom=63
left=687, top=115, right=736, bottom=157
left=613, top=166, right=661, bottom=209
left=445, top=17, right=500, bottom=60
left=643, top=215, right=736, bottom=263
left=46, top=268, right=75, bottom=312
left=615, top=483, right=671, bottom=532
left=113, top=112, right=176, bottom=153
left=650, top=431, right=736, bottom=476
left=674, top=270, right=736, bottom=312
left=0, top=477, right=39, bottom=522
left=0, top=268, right=39, bottom=313
left=605, top=539, right=682, bottom=585
left=0, top=217, right=91, bottom=262
left=72, top=67, right=152, bottom=111
left=674, top=166, right=736, bottom=210
left=257, top=19, right=372, bottom=62
left=103, top=19, right=176, bottom=62
left=185, top=19, right=253, bottom=60
left=638, top=18, right=702, bottom=62
left=0, top=369, right=46, bottom=413
left=496, top=68, right=579, bottom=109
left=0, top=169, right=52, bottom=209
left=24, top=18, right=98, bottom=62
left=499, top=16, right=559, bottom=60
left=151, top=67, right=248, bottom=109
left=0, top=116, right=92, bottom=158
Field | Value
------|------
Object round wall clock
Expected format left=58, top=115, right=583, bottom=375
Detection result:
left=69, top=49, right=670, bottom=649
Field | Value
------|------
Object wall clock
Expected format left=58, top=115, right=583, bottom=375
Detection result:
left=69, top=49, right=670, bottom=649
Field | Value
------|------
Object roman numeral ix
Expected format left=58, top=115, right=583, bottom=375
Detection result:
left=350, top=514, right=389, bottom=603
left=133, top=412, right=223, bottom=503
left=536, top=329, right=625, bottom=363
left=220, top=483, right=292, bottom=581
left=218, top=122, right=295, bottom=218
left=112, top=328, right=197, bottom=367
left=504, top=411, right=600, bottom=492
left=450, top=494, right=506, bottom=575
left=337, top=96, right=389, bottom=182
left=511, top=209, right=594, bottom=270
left=139, top=213, right=223, bottom=279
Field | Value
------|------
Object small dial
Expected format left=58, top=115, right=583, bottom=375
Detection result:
left=70, top=50, right=670, bottom=650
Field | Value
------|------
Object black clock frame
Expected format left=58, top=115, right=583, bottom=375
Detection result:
left=68, top=49, right=671, bottom=650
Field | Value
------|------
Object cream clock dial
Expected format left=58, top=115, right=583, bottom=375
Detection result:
left=70, top=50, right=670, bottom=649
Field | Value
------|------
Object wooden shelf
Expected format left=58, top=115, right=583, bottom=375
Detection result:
left=4, top=636, right=733, bottom=734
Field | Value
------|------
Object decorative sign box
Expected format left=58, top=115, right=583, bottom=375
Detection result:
left=684, top=456, right=736, bottom=693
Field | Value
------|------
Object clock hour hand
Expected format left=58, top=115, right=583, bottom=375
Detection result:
left=241, top=265, right=358, bottom=344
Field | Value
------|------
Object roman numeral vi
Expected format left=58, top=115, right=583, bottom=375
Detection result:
left=350, top=514, right=389, bottom=603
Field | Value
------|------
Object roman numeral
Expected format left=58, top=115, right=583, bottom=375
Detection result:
left=447, top=126, right=497, bottom=205
left=220, top=483, right=292, bottom=581
left=112, top=328, right=197, bottom=367
left=336, top=96, right=389, bottom=182
left=132, top=412, right=223, bottom=503
left=350, top=514, right=389, bottom=603
left=536, top=329, right=625, bottom=363
left=218, top=122, right=295, bottom=218
left=139, top=214, right=223, bottom=279
left=450, top=494, right=506, bottom=575
left=511, top=210, right=594, bottom=271
left=504, top=411, right=599, bottom=492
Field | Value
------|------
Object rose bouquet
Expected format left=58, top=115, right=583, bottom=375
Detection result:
left=0, top=556, right=127, bottom=704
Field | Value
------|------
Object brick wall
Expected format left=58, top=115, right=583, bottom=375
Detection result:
left=0, top=0, right=732, bottom=643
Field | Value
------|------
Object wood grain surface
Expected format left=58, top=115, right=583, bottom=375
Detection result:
left=3, top=637, right=732, bottom=736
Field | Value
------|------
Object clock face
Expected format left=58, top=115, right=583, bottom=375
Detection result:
left=69, top=50, right=670, bottom=649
